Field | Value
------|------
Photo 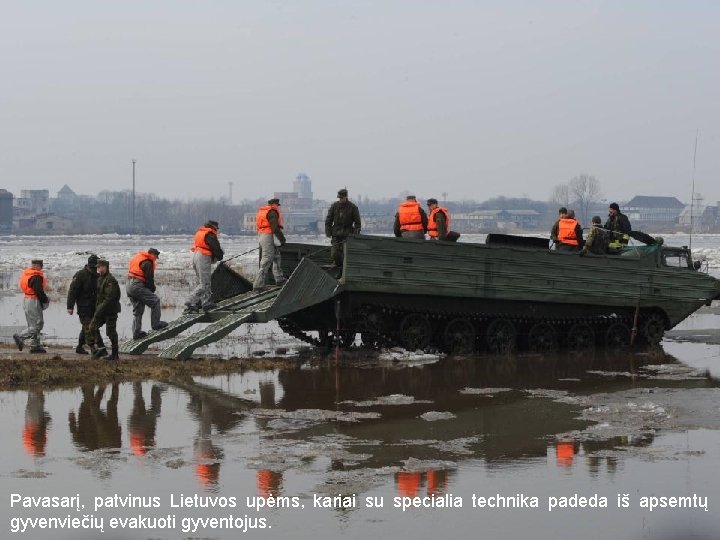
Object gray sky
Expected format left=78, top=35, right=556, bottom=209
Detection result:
left=1, top=0, right=718, bottom=204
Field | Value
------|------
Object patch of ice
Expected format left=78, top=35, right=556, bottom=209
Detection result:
left=419, top=411, right=456, bottom=421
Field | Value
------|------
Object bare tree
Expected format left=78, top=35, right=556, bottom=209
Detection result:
left=569, top=174, right=601, bottom=225
left=550, top=184, right=571, bottom=209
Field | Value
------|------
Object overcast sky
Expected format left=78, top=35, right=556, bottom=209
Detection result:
left=1, top=0, right=718, bottom=205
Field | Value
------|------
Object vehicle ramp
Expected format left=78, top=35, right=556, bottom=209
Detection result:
left=156, top=257, right=339, bottom=360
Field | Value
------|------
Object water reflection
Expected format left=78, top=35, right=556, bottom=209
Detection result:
left=127, top=383, right=163, bottom=456
left=3, top=348, right=717, bottom=501
left=23, top=391, right=51, bottom=457
left=68, top=385, right=121, bottom=451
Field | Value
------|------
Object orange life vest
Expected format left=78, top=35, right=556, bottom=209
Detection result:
left=427, top=207, right=450, bottom=238
left=398, top=201, right=424, bottom=232
left=192, top=226, right=218, bottom=256
left=558, top=218, right=579, bottom=246
left=127, top=252, right=156, bottom=282
left=256, top=205, right=283, bottom=234
left=19, top=268, right=46, bottom=298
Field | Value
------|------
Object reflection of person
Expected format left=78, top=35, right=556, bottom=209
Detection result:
left=126, top=248, right=167, bottom=339
left=68, top=384, right=121, bottom=451
left=257, top=469, right=283, bottom=497
left=127, top=383, right=163, bottom=456
left=23, top=391, right=51, bottom=457
left=14, top=259, right=49, bottom=353
left=66, top=254, right=103, bottom=355
left=555, top=440, right=577, bottom=468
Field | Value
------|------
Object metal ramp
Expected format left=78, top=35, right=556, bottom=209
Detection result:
left=119, top=288, right=282, bottom=355
left=127, top=258, right=340, bottom=360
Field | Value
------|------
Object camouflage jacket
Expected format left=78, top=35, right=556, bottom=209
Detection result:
left=95, top=272, right=121, bottom=317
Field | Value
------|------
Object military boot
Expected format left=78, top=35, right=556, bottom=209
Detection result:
left=92, top=346, right=108, bottom=359
left=106, top=348, right=119, bottom=361
left=75, top=345, right=89, bottom=355
left=29, top=345, right=47, bottom=354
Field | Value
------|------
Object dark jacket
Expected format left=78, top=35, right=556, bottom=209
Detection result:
left=204, top=231, right=224, bottom=261
left=139, top=260, right=156, bottom=292
left=325, top=201, right=361, bottom=239
left=95, top=272, right=121, bottom=317
left=67, top=266, right=98, bottom=316
left=432, top=209, right=448, bottom=240
left=604, top=212, right=632, bottom=235
left=393, top=207, right=428, bottom=237
left=28, top=276, right=49, bottom=304
left=267, top=210, right=286, bottom=244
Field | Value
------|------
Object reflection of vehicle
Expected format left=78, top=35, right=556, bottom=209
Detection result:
left=122, top=234, right=720, bottom=359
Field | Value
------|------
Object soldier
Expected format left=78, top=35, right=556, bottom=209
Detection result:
left=550, top=207, right=568, bottom=247
left=325, top=188, right=361, bottom=267
left=253, top=198, right=286, bottom=289
left=87, top=259, right=121, bottom=360
left=426, top=198, right=450, bottom=241
left=126, top=248, right=167, bottom=340
left=184, top=220, right=224, bottom=313
left=394, top=195, right=428, bottom=239
left=67, top=254, right=104, bottom=355
left=579, top=216, right=610, bottom=256
left=604, top=202, right=632, bottom=247
left=556, top=209, right=583, bottom=252
left=13, top=259, right=49, bottom=353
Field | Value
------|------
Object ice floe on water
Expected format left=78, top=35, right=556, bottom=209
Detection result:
left=252, top=408, right=381, bottom=424
left=419, top=411, right=456, bottom=421
left=339, top=394, right=433, bottom=407
left=459, top=387, right=512, bottom=396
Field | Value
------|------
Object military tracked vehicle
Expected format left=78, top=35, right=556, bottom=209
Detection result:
left=120, top=234, right=720, bottom=359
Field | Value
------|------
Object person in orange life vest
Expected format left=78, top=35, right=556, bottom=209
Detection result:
left=556, top=209, right=584, bottom=252
left=126, top=248, right=167, bottom=340
left=394, top=195, right=428, bottom=239
left=550, top=206, right=568, bottom=247
left=254, top=198, right=286, bottom=289
left=426, top=198, right=451, bottom=241
left=14, top=259, right=49, bottom=353
left=184, top=220, right=224, bottom=313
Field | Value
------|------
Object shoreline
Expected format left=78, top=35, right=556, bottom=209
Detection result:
left=0, top=344, right=303, bottom=390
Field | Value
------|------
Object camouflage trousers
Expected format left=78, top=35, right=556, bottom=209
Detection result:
left=330, top=237, right=346, bottom=267
left=87, top=314, right=118, bottom=350
left=79, top=313, right=104, bottom=348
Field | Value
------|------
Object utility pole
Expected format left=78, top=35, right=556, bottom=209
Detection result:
left=132, top=159, right=136, bottom=233
left=228, top=181, right=233, bottom=205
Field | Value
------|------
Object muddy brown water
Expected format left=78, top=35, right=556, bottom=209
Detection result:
left=2, top=344, right=720, bottom=540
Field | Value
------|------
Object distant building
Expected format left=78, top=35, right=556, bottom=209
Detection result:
left=13, top=189, right=50, bottom=216
left=14, top=212, right=73, bottom=233
left=0, top=189, right=13, bottom=232
left=453, top=209, right=540, bottom=232
left=624, top=196, right=684, bottom=225
left=244, top=173, right=324, bottom=233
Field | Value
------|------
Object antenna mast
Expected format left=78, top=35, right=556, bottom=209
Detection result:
left=689, top=130, right=698, bottom=251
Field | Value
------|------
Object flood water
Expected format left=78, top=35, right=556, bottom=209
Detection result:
left=2, top=234, right=720, bottom=539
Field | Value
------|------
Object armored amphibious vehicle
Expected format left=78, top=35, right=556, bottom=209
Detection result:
left=120, top=234, right=720, bottom=359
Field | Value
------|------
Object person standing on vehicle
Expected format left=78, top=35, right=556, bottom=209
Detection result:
left=87, top=259, right=121, bottom=360
left=604, top=202, right=632, bottom=247
left=14, top=259, right=49, bottom=353
left=394, top=195, right=428, bottom=239
left=325, top=188, right=361, bottom=267
left=67, top=254, right=105, bottom=355
left=185, top=220, right=224, bottom=313
left=254, top=198, right=286, bottom=289
left=126, top=248, right=167, bottom=339
left=556, top=209, right=583, bottom=252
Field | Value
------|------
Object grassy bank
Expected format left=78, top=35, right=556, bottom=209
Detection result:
left=0, top=345, right=301, bottom=390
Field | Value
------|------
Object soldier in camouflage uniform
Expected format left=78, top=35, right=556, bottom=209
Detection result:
left=88, top=259, right=122, bottom=360
left=325, top=188, right=361, bottom=267
left=579, top=216, right=610, bottom=256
